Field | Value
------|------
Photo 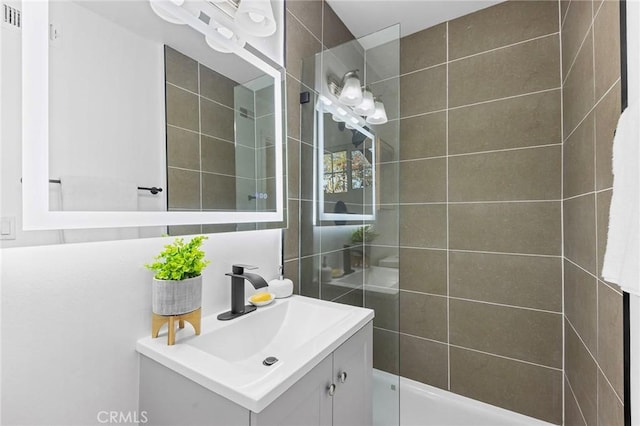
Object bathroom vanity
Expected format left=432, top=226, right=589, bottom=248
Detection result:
left=137, top=296, right=374, bottom=425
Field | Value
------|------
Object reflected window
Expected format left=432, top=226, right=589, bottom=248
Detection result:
left=351, top=150, right=372, bottom=189
left=323, top=151, right=348, bottom=193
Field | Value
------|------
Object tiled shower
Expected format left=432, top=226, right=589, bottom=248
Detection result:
left=283, top=0, right=624, bottom=424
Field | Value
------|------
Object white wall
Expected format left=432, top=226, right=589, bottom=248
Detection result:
left=1, top=230, right=281, bottom=425
left=0, top=2, right=284, bottom=424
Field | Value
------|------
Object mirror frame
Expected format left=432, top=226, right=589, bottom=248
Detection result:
left=315, top=106, right=377, bottom=224
left=22, top=0, right=284, bottom=230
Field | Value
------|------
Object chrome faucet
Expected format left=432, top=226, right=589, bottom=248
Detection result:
left=217, top=264, right=268, bottom=321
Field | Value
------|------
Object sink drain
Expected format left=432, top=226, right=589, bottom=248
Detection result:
left=263, top=356, right=278, bottom=366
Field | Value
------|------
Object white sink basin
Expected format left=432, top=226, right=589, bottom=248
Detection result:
left=136, top=295, right=373, bottom=413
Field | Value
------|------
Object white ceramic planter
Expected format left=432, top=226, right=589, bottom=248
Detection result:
left=152, top=275, right=202, bottom=316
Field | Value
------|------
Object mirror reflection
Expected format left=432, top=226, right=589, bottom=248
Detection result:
left=47, top=0, right=282, bottom=216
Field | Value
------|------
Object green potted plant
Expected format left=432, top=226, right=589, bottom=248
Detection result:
left=350, top=225, right=379, bottom=245
left=145, top=236, right=211, bottom=316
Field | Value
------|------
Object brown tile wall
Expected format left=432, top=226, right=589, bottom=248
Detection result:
left=561, top=0, right=624, bottom=424
left=164, top=46, right=237, bottom=235
left=397, top=1, right=563, bottom=423
left=282, top=0, right=356, bottom=290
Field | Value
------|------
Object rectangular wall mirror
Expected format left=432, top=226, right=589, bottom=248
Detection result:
left=21, top=0, right=285, bottom=233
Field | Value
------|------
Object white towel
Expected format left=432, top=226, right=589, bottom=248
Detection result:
left=60, top=175, right=140, bottom=243
left=602, top=102, right=640, bottom=295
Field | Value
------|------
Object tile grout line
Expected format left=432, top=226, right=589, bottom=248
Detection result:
left=401, top=288, right=563, bottom=315
left=445, top=20, right=451, bottom=392
left=393, top=330, right=564, bottom=373
left=565, top=316, right=624, bottom=405
left=398, top=87, right=561, bottom=122
left=390, top=142, right=563, bottom=164
left=565, top=372, right=589, bottom=425
left=590, top=4, right=601, bottom=419
left=563, top=77, right=621, bottom=142
left=558, top=0, right=566, bottom=422
left=564, top=256, right=623, bottom=296
left=399, top=31, right=559, bottom=80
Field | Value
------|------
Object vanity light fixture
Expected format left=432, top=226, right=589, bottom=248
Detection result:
left=326, top=70, right=387, bottom=126
left=149, top=0, right=186, bottom=24
left=149, top=0, right=276, bottom=53
left=338, top=71, right=363, bottom=106
left=353, top=88, right=375, bottom=116
left=366, top=99, right=388, bottom=125
left=235, top=0, right=277, bottom=37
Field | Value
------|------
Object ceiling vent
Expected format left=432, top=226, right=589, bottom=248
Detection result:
left=3, top=3, right=21, bottom=29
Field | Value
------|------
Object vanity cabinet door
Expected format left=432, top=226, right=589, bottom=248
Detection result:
left=251, top=355, right=333, bottom=426
left=332, top=322, right=373, bottom=426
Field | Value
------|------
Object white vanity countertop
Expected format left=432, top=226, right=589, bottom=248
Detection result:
left=136, top=295, right=374, bottom=413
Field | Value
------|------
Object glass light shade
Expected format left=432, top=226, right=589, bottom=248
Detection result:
left=205, top=23, right=245, bottom=53
left=332, top=114, right=345, bottom=122
left=235, top=0, right=276, bottom=37
left=366, top=101, right=388, bottom=125
left=353, top=89, right=375, bottom=116
left=338, top=76, right=363, bottom=107
left=149, top=0, right=186, bottom=25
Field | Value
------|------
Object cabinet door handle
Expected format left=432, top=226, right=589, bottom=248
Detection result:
left=328, top=383, right=336, bottom=396
left=338, top=371, right=348, bottom=383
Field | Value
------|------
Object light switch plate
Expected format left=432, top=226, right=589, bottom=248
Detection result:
left=0, top=216, right=16, bottom=240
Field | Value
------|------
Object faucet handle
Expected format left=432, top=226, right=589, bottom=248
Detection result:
left=232, top=264, right=258, bottom=274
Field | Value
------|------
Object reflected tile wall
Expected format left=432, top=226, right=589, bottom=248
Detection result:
left=164, top=46, right=237, bottom=219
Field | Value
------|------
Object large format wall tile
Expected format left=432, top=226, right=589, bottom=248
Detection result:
left=598, top=281, right=624, bottom=398
left=373, top=327, right=399, bottom=375
left=400, top=65, right=446, bottom=116
left=400, top=158, right=446, bottom=203
left=400, top=334, right=448, bottom=390
left=449, top=35, right=560, bottom=108
left=199, top=64, right=235, bottom=107
left=564, top=259, right=598, bottom=355
left=449, top=202, right=561, bottom=255
left=166, top=126, right=200, bottom=170
left=565, top=377, right=587, bottom=426
left=562, top=30, right=595, bottom=138
left=165, top=46, right=198, bottom=92
left=166, top=84, right=199, bottom=132
left=561, top=0, right=593, bottom=79
left=399, top=291, right=447, bottom=342
left=449, top=299, right=562, bottom=368
left=565, top=321, right=598, bottom=426
left=201, top=173, right=236, bottom=210
left=285, top=11, right=322, bottom=82
left=448, top=146, right=561, bottom=201
left=563, top=112, right=595, bottom=198
left=448, top=90, right=561, bottom=155
left=450, top=347, right=562, bottom=424
left=449, top=251, right=562, bottom=311
left=167, top=168, right=200, bottom=209
left=400, top=23, right=446, bottom=74
left=200, top=99, right=234, bottom=141
left=399, top=204, right=447, bottom=249
left=593, top=0, right=621, bottom=100
left=286, top=0, right=322, bottom=41
left=564, top=194, right=597, bottom=274
left=598, top=370, right=624, bottom=426
left=595, top=82, right=621, bottom=190
left=201, top=136, right=235, bottom=176
left=322, top=2, right=354, bottom=49
left=400, top=112, right=446, bottom=160
left=400, top=248, right=447, bottom=295
left=597, top=189, right=612, bottom=275
left=448, top=0, right=558, bottom=60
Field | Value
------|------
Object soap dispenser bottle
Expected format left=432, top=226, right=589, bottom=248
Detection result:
left=268, top=265, right=294, bottom=298
left=321, top=256, right=333, bottom=283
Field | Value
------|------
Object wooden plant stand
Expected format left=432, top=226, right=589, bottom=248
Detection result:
left=151, top=307, right=201, bottom=346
